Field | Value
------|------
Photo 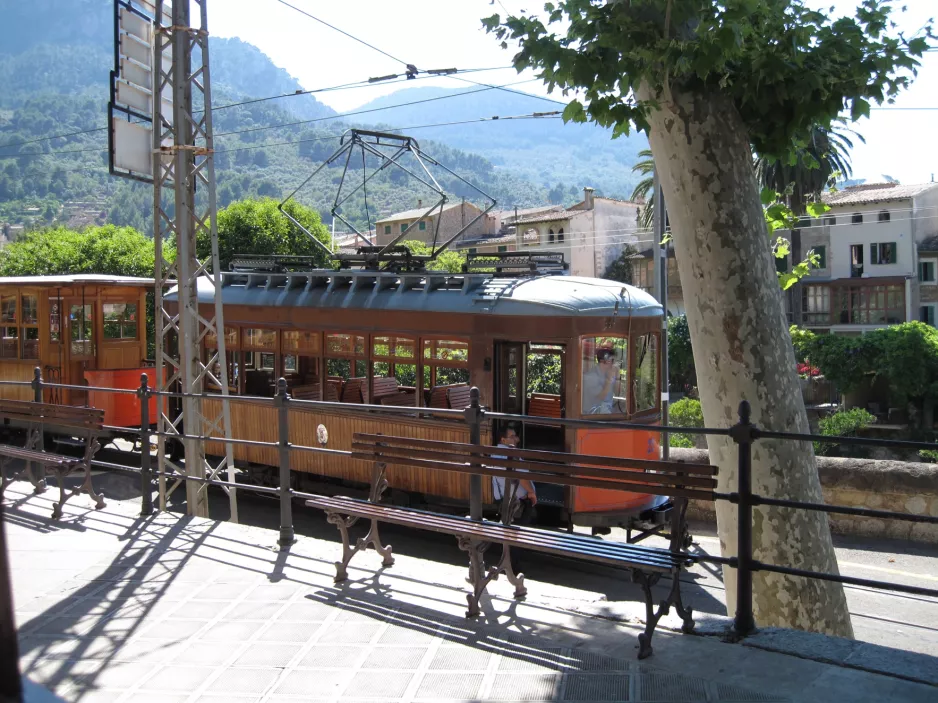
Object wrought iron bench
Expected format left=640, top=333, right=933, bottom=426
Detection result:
left=306, top=432, right=718, bottom=658
left=0, top=400, right=105, bottom=519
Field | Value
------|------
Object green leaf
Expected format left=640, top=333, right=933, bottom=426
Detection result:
left=561, top=100, right=587, bottom=124
left=851, top=98, right=871, bottom=120
left=778, top=271, right=799, bottom=290
left=760, top=187, right=777, bottom=205
left=806, top=201, right=831, bottom=217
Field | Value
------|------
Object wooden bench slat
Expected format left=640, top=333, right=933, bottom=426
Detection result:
left=353, top=433, right=718, bottom=477
left=306, top=495, right=684, bottom=571
left=0, top=446, right=81, bottom=468
left=351, top=441, right=717, bottom=490
left=350, top=451, right=715, bottom=502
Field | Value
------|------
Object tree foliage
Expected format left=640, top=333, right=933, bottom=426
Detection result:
left=793, top=322, right=938, bottom=407
left=667, top=314, right=696, bottom=391
left=668, top=397, right=704, bottom=448
left=602, top=245, right=636, bottom=284
left=484, top=2, right=931, bottom=159
left=0, top=224, right=166, bottom=277
left=204, top=198, right=332, bottom=272
left=398, top=240, right=467, bottom=274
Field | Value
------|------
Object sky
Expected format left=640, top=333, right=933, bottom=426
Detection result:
left=209, top=0, right=938, bottom=186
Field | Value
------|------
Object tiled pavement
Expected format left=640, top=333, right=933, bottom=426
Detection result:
left=5, top=482, right=936, bottom=702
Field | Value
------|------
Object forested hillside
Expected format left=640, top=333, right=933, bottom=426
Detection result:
left=0, top=0, right=639, bottom=235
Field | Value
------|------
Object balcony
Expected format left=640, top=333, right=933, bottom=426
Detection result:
left=801, top=277, right=907, bottom=327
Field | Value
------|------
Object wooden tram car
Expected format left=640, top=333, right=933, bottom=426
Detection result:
left=173, top=254, right=668, bottom=528
left=0, top=274, right=156, bottom=435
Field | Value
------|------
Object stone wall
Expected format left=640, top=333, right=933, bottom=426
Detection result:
left=671, top=448, right=938, bottom=543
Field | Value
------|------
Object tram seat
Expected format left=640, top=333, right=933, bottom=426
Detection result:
left=447, top=385, right=472, bottom=410
left=290, top=381, right=339, bottom=403
left=342, top=377, right=368, bottom=404
left=327, top=379, right=343, bottom=401
left=292, top=384, right=321, bottom=401
left=380, top=391, right=416, bottom=406
left=528, top=393, right=562, bottom=418
left=372, top=377, right=401, bottom=402
left=428, top=383, right=471, bottom=410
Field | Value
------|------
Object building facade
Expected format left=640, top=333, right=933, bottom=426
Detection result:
left=793, top=182, right=938, bottom=333
left=375, top=200, right=491, bottom=247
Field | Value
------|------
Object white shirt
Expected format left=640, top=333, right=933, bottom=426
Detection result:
left=491, top=442, right=528, bottom=501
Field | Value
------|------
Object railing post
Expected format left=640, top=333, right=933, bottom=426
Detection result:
left=32, top=366, right=42, bottom=403
left=276, top=378, right=295, bottom=548
left=730, top=400, right=756, bottom=636
left=466, top=387, right=483, bottom=521
left=138, top=373, right=154, bottom=516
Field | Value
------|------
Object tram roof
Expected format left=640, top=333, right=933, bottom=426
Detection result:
left=0, top=274, right=155, bottom=287
left=171, top=271, right=663, bottom=318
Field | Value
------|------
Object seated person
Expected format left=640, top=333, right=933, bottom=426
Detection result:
left=582, top=344, right=623, bottom=414
left=490, top=423, right=537, bottom=525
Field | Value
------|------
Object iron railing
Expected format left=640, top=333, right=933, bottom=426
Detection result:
left=2, top=369, right=938, bottom=701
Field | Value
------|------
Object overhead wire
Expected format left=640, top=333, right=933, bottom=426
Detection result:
left=214, top=78, right=542, bottom=137
left=271, top=0, right=410, bottom=68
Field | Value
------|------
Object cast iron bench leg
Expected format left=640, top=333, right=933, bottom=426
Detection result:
left=632, top=567, right=695, bottom=659
left=325, top=511, right=394, bottom=583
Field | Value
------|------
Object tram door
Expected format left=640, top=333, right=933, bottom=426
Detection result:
left=493, top=342, right=525, bottom=445
left=493, top=341, right=567, bottom=446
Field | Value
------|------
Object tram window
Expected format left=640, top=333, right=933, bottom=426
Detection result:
left=282, top=330, right=320, bottom=356
left=205, top=326, right=238, bottom=349
left=22, top=328, right=39, bottom=360
left=0, top=326, right=17, bottom=359
left=372, top=335, right=417, bottom=404
left=422, top=338, right=470, bottom=405
left=102, top=303, right=138, bottom=340
left=49, top=298, right=62, bottom=343
left=241, top=328, right=277, bottom=396
left=202, top=347, right=238, bottom=393
left=243, top=328, right=276, bottom=350
left=633, top=333, right=659, bottom=413
left=581, top=336, right=628, bottom=415
left=21, top=295, right=38, bottom=325
left=325, top=333, right=368, bottom=402
left=69, top=304, right=95, bottom=358
left=0, top=296, right=14, bottom=325
left=21, top=295, right=38, bottom=359
left=326, top=333, right=365, bottom=356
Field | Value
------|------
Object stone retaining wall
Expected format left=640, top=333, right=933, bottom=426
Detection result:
left=671, top=448, right=938, bottom=543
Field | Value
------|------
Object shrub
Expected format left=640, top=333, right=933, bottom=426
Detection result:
left=668, top=397, right=704, bottom=448
left=919, top=448, right=938, bottom=463
left=815, top=408, right=876, bottom=456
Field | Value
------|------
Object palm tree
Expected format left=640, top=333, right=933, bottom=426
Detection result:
left=631, top=149, right=655, bottom=230
left=756, top=119, right=864, bottom=323
left=755, top=119, right=865, bottom=217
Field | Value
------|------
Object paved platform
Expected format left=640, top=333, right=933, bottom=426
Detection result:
left=4, top=482, right=937, bottom=703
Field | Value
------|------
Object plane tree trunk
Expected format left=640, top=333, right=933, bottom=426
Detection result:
left=641, top=85, right=853, bottom=637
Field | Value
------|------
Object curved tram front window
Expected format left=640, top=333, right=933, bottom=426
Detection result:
left=581, top=336, right=628, bottom=415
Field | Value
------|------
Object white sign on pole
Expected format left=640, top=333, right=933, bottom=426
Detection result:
left=108, top=0, right=173, bottom=183
left=111, top=117, right=153, bottom=176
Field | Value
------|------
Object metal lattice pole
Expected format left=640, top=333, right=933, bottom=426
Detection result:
left=152, top=0, right=237, bottom=520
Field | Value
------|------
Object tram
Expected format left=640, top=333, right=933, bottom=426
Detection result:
left=0, top=274, right=156, bottom=431
left=174, top=251, right=667, bottom=529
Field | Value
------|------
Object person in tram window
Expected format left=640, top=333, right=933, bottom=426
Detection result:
left=491, top=423, right=537, bottom=526
left=582, top=343, right=621, bottom=414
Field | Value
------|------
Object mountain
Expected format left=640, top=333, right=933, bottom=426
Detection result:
left=352, top=86, right=648, bottom=199
left=0, top=0, right=579, bottom=234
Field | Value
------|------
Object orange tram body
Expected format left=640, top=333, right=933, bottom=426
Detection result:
left=174, top=261, right=669, bottom=529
